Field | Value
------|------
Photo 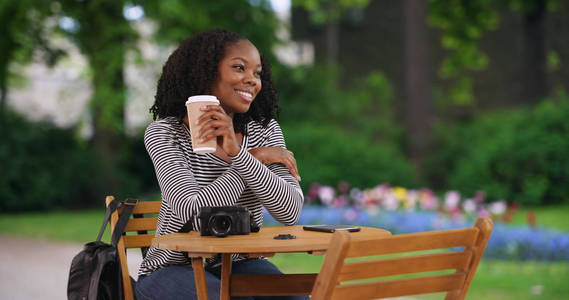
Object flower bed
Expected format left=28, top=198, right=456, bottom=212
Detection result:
left=263, top=182, right=569, bottom=261
left=263, top=206, right=569, bottom=261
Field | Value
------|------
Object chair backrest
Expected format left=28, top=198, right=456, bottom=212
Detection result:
left=105, top=195, right=161, bottom=300
left=311, top=217, right=493, bottom=300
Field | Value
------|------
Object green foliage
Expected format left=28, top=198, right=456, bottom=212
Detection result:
left=143, top=0, right=280, bottom=61
left=284, top=122, right=418, bottom=190
left=56, top=0, right=138, bottom=134
left=0, top=111, right=157, bottom=212
left=0, top=0, right=62, bottom=118
left=428, top=0, right=500, bottom=106
left=276, top=64, right=402, bottom=144
left=428, top=0, right=564, bottom=107
left=0, top=112, right=101, bottom=211
left=292, top=0, right=370, bottom=23
left=425, top=93, right=569, bottom=205
left=275, top=64, right=417, bottom=190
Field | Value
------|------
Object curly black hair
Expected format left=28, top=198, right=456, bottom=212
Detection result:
left=150, top=28, right=280, bottom=134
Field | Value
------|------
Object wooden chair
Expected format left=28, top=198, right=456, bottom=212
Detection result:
left=105, top=195, right=161, bottom=300
left=311, top=218, right=494, bottom=300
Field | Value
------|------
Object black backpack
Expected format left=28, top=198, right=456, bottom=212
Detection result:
left=67, top=199, right=136, bottom=300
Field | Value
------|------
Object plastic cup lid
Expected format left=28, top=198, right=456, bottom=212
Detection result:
left=186, top=95, right=219, bottom=105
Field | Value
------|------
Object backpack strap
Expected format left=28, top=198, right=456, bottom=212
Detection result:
left=111, top=198, right=138, bottom=246
left=96, top=200, right=121, bottom=242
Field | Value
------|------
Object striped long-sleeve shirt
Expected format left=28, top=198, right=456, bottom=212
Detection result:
left=138, top=116, right=304, bottom=276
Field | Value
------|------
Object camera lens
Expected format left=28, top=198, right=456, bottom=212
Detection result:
left=209, top=214, right=232, bottom=237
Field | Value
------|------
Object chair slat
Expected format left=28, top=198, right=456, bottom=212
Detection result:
left=117, top=201, right=161, bottom=215
left=339, top=250, right=473, bottom=281
left=106, top=196, right=162, bottom=300
left=124, top=217, right=158, bottom=232
left=346, top=228, right=479, bottom=257
left=310, top=218, right=493, bottom=300
left=331, top=273, right=467, bottom=300
left=123, top=233, right=155, bottom=248
left=230, top=274, right=317, bottom=296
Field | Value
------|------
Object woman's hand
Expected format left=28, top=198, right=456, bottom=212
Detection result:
left=249, top=147, right=301, bottom=181
left=196, top=105, right=240, bottom=156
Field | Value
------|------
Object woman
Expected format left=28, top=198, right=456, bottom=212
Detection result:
left=137, top=28, right=306, bottom=300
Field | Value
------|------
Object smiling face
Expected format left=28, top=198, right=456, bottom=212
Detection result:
left=210, top=39, right=262, bottom=117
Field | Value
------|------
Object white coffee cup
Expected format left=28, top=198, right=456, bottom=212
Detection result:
left=185, top=95, right=220, bottom=153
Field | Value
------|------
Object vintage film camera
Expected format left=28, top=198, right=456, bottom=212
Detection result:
left=199, top=206, right=260, bottom=237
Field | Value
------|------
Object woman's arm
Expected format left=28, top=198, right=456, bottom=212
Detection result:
left=249, top=147, right=301, bottom=181
left=230, top=121, right=304, bottom=225
left=144, top=121, right=246, bottom=225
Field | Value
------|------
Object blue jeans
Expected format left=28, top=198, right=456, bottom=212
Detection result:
left=136, top=258, right=309, bottom=300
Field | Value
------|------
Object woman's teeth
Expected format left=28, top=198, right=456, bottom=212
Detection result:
left=236, top=90, right=253, bottom=100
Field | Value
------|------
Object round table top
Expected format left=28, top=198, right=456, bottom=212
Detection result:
left=152, top=225, right=391, bottom=255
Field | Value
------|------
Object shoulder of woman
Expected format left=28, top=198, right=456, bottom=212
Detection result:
left=247, top=118, right=280, bottom=136
left=145, top=117, right=184, bottom=136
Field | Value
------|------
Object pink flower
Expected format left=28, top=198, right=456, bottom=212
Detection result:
left=383, top=193, right=399, bottom=211
left=307, top=183, right=321, bottom=203
left=444, top=191, right=461, bottom=212
left=420, top=189, right=439, bottom=210
left=332, top=195, right=347, bottom=208
left=462, top=199, right=477, bottom=214
left=318, top=186, right=335, bottom=206
left=477, top=208, right=489, bottom=218
left=488, top=200, right=507, bottom=215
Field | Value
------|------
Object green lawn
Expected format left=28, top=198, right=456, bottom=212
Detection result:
left=0, top=209, right=111, bottom=243
left=1, top=205, right=567, bottom=243
left=1, top=205, right=568, bottom=299
left=268, top=253, right=569, bottom=300
left=506, top=204, right=569, bottom=231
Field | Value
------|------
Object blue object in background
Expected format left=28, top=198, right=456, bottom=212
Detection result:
left=263, top=205, right=569, bottom=261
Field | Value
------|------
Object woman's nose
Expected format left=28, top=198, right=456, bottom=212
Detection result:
left=244, top=72, right=259, bottom=85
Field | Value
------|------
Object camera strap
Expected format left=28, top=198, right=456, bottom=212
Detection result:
left=179, top=219, right=194, bottom=233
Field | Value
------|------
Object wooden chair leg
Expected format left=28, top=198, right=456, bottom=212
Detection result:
left=220, top=254, right=232, bottom=300
left=191, top=257, right=209, bottom=300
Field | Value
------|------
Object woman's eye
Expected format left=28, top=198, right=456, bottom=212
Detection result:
left=233, top=65, right=245, bottom=71
left=254, top=71, right=262, bottom=77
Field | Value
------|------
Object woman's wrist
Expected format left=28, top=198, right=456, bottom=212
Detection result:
left=227, top=144, right=242, bottom=158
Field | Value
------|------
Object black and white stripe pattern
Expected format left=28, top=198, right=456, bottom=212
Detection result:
left=138, top=117, right=304, bottom=276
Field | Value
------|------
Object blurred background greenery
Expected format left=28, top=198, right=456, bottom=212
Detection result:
left=1, top=0, right=568, bottom=211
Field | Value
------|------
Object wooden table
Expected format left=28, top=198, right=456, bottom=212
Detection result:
left=152, top=225, right=390, bottom=300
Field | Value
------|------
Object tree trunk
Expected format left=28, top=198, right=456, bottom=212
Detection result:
left=72, top=0, right=131, bottom=203
left=521, top=0, right=548, bottom=104
left=89, top=57, right=126, bottom=197
left=326, top=19, right=339, bottom=64
left=404, top=0, right=432, bottom=174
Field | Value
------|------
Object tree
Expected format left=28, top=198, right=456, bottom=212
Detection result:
left=142, top=0, right=281, bottom=60
left=292, top=0, right=370, bottom=64
left=516, top=0, right=551, bottom=104
left=428, top=0, right=563, bottom=107
left=0, top=0, right=60, bottom=123
left=404, top=0, right=433, bottom=173
left=56, top=0, right=139, bottom=194
left=428, top=0, right=500, bottom=107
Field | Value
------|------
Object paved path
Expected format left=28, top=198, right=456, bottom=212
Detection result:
left=0, top=235, right=142, bottom=300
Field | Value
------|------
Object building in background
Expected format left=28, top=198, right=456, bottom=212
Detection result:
left=290, top=0, right=569, bottom=111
